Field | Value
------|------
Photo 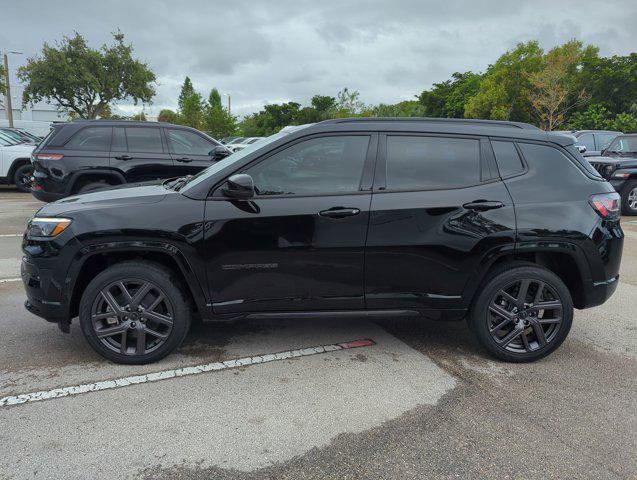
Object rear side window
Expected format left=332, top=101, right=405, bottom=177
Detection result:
left=65, top=127, right=111, bottom=151
left=386, top=136, right=480, bottom=190
left=577, top=133, right=595, bottom=151
left=125, top=128, right=163, bottom=153
left=491, top=141, right=524, bottom=177
left=518, top=143, right=599, bottom=181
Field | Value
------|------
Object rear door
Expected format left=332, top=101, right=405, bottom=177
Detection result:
left=165, top=127, right=220, bottom=176
left=110, top=126, right=174, bottom=182
left=365, top=134, right=516, bottom=312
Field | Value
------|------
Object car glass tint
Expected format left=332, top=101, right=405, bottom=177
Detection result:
left=112, top=127, right=127, bottom=151
left=125, top=128, right=163, bottom=153
left=167, top=129, right=214, bottom=156
left=596, top=133, right=617, bottom=151
left=246, top=135, right=370, bottom=196
left=386, top=136, right=480, bottom=190
left=519, top=143, right=594, bottom=182
left=65, top=127, right=111, bottom=151
left=577, top=133, right=595, bottom=151
left=491, top=141, right=524, bottom=177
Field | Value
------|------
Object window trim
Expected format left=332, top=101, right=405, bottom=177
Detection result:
left=210, top=132, right=378, bottom=199
left=373, top=132, right=492, bottom=194
left=63, top=126, right=113, bottom=152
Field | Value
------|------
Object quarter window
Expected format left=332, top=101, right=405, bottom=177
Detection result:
left=245, top=136, right=370, bottom=196
left=125, top=128, right=163, bottom=153
left=65, top=127, right=111, bottom=151
left=167, top=129, right=215, bottom=156
left=491, top=141, right=524, bottom=177
left=385, top=136, right=481, bottom=190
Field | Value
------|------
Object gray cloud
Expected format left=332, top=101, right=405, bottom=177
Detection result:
left=1, top=0, right=635, bottom=118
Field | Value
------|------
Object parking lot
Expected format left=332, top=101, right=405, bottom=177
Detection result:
left=0, top=185, right=635, bottom=480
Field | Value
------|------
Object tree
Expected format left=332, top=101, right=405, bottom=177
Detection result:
left=465, top=41, right=544, bottom=122
left=335, top=87, right=365, bottom=115
left=419, top=71, right=482, bottom=118
left=528, top=40, right=589, bottom=130
left=130, top=112, right=147, bottom=121
left=373, top=100, right=426, bottom=117
left=179, top=91, right=203, bottom=129
left=310, top=95, right=336, bottom=113
left=203, top=88, right=238, bottom=138
left=178, top=76, right=195, bottom=112
left=158, top=108, right=179, bottom=123
left=567, top=103, right=637, bottom=132
left=18, top=31, right=155, bottom=119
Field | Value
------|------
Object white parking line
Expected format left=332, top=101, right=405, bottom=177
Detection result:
left=0, top=278, right=21, bottom=283
left=0, top=339, right=375, bottom=408
left=0, top=234, right=22, bottom=237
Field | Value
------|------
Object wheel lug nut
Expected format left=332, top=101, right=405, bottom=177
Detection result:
left=130, top=322, right=136, bottom=328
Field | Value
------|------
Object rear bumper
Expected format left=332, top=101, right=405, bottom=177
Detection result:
left=31, top=187, right=65, bottom=203
left=581, top=275, right=619, bottom=309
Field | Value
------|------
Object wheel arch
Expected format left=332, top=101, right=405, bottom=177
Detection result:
left=67, top=242, right=209, bottom=319
left=68, top=169, right=126, bottom=194
left=7, top=157, right=32, bottom=182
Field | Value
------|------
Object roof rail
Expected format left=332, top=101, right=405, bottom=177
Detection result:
left=318, top=117, right=540, bottom=130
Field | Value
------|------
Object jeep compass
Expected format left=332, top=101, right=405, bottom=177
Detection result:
left=22, top=118, right=624, bottom=364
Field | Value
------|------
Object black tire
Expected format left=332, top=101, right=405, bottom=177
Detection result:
left=77, top=181, right=112, bottom=194
left=79, top=261, right=192, bottom=364
left=469, top=263, right=573, bottom=363
left=620, top=180, right=637, bottom=216
left=13, top=163, right=33, bottom=193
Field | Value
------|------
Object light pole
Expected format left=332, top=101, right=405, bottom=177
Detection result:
left=1, top=50, right=23, bottom=128
left=224, top=93, right=231, bottom=115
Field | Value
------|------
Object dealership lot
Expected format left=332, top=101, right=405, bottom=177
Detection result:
left=0, top=186, right=635, bottom=479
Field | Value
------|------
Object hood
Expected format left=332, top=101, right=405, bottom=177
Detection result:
left=36, top=183, right=171, bottom=217
left=3, top=143, right=34, bottom=153
left=588, top=154, right=637, bottom=165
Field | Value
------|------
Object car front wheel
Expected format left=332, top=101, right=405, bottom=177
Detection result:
left=79, top=261, right=191, bottom=364
left=621, top=180, right=637, bottom=215
left=469, top=264, right=573, bottom=362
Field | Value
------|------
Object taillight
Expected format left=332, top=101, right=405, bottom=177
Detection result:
left=589, top=192, right=621, bottom=219
left=32, top=153, right=64, bottom=161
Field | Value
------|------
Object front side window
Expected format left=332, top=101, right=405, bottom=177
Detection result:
left=125, top=127, right=163, bottom=153
left=596, top=133, right=618, bottom=151
left=577, top=133, right=595, bottom=151
left=65, top=127, right=111, bottom=151
left=385, top=136, right=481, bottom=190
left=245, top=135, right=370, bottom=196
left=167, top=129, right=215, bottom=156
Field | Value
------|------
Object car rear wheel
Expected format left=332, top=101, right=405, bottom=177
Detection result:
left=621, top=181, right=637, bottom=215
left=13, top=163, right=33, bottom=193
left=469, top=264, right=573, bottom=362
left=79, top=261, right=191, bottom=364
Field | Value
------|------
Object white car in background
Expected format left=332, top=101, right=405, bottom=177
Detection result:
left=0, top=135, right=35, bottom=192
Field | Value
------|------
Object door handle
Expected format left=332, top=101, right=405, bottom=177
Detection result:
left=463, top=200, right=505, bottom=211
left=175, top=157, right=193, bottom=163
left=115, top=155, right=133, bottom=161
left=319, top=207, right=361, bottom=219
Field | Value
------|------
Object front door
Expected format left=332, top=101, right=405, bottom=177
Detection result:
left=165, top=127, right=219, bottom=176
left=202, top=134, right=376, bottom=314
left=365, top=134, right=516, bottom=312
left=110, top=126, right=174, bottom=182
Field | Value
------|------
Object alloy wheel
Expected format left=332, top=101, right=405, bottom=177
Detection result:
left=487, top=279, right=563, bottom=353
left=629, top=187, right=637, bottom=211
left=90, top=279, right=174, bottom=356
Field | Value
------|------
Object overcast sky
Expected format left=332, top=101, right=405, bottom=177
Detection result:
left=2, top=0, right=636, bottom=118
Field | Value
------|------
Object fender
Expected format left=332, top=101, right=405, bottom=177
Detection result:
left=64, top=240, right=212, bottom=319
left=6, top=157, right=32, bottom=180
left=66, top=168, right=126, bottom=194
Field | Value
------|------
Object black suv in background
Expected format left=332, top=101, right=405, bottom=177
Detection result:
left=22, top=118, right=623, bottom=364
left=588, top=133, right=637, bottom=214
left=30, top=120, right=231, bottom=202
left=555, top=129, right=621, bottom=157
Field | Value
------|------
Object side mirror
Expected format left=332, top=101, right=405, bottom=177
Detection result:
left=223, top=174, right=255, bottom=199
left=212, top=145, right=231, bottom=160
left=576, top=145, right=587, bottom=154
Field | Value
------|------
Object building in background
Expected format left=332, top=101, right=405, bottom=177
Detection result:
left=1, top=83, right=68, bottom=136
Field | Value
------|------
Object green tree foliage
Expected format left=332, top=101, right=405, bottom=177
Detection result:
left=418, top=72, right=481, bottom=118
left=567, top=104, right=637, bottom=132
left=203, top=88, right=238, bottom=139
left=158, top=108, right=179, bottom=123
left=130, top=112, right=147, bottom=121
left=373, top=100, right=426, bottom=117
left=178, top=76, right=195, bottom=112
left=178, top=90, right=203, bottom=129
left=464, top=41, right=544, bottom=122
left=18, top=32, right=155, bottom=119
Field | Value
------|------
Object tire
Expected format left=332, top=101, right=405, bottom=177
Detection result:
left=79, top=261, right=192, bottom=364
left=620, top=180, right=637, bottom=216
left=77, top=181, right=112, bottom=194
left=468, top=263, right=573, bottom=363
left=13, top=163, right=34, bottom=193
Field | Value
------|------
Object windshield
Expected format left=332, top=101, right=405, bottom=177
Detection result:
left=0, top=132, right=20, bottom=145
left=605, top=136, right=637, bottom=154
left=228, top=137, right=245, bottom=144
left=181, top=131, right=290, bottom=193
left=0, top=129, right=28, bottom=143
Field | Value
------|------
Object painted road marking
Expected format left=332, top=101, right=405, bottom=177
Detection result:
left=0, top=339, right=375, bottom=408
left=0, top=234, right=22, bottom=237
left=0, top=278, right=21, bottom=283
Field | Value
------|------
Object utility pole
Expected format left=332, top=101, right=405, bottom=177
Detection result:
left=3, top=53, right=14, bottom=127
left=225, top=93, right=231, bottom=115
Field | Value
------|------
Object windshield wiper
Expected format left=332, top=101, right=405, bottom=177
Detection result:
left=164, top=175, right=193, bottom=191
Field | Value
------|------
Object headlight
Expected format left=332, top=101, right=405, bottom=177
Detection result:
left=27, top=217, right=72, bottom=237
left=604, top=165, right=615, bottom=175
left=612, top=171, right=630, bottom=179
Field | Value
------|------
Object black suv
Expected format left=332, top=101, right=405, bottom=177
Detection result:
left=555, top=129, right=621, bottom=157
left=588, top=133, right=637, bottom=215
left=30, top=120, right=230, bottom=202
left=22, top=118, right=623, bottom=364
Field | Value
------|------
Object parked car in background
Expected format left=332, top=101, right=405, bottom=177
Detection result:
left=220, top=136, right=241, bottom=144
left=0, top=127, right=39, bottom=146
left=587, top=133, right=637, bottom=215
left=227, top=137, right=265, bottom=152
left=30, top=120, right=231, bottom=202
left=0, top=135, right=35, bottom=192
left=555, top=130, right=621, bottom=157
left=22, top=118, right=622, bottom=364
